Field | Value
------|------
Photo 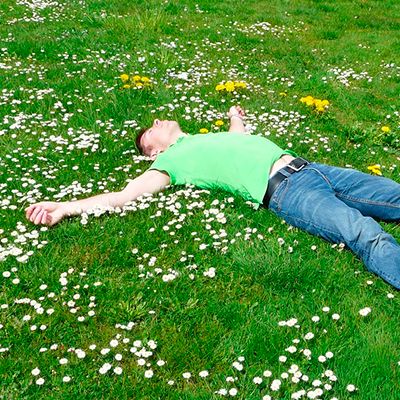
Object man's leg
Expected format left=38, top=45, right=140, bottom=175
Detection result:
left=313, top=163, right=400, bottom=222
left=268, top=164, right=400, bottom=289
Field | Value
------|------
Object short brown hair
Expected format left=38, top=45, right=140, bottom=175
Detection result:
left=135, top=127, right=149, bottom=155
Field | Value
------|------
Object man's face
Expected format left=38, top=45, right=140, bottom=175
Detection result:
left=140, top=119, right=181, bottom=159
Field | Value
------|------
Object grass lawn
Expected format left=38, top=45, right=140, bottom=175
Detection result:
left=1, top=0, right=400, bottom=398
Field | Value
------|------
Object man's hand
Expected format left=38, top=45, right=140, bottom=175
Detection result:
left=227, top=105, right=245, bottom=119
left=25, top=202, right=67, bottom=226
left=228, top=106, right=246, bottom=134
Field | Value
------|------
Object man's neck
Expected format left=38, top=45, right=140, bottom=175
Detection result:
left=168, top=132, right=187, bottom=146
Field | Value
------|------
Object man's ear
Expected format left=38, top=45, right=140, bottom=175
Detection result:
left=150, top=149, right=161, bottom=161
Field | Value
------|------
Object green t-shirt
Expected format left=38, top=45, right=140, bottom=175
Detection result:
left=149, top=132, right=295, bottom=207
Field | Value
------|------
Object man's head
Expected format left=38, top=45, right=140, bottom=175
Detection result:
left=135, top=119, right=184, bottom=161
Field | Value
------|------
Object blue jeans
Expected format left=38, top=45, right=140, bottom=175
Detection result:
left=269, top=163, right=400, bottom=289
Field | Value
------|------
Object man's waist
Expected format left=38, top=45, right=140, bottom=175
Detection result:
left=269, top=154, right=296, bottom=177
left=263, top=156, right=310, bottom=208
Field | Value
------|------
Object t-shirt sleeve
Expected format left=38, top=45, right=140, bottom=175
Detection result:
left=148, top=156, right=177, bottom=184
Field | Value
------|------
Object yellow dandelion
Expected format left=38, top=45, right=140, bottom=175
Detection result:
left=199, top=128, right=209, bottom=133
left=141, top=76, right=150, bottom=83
left=314, top=99, right=322, bottom=107
left=215, top=84, right=225, bottom=91
left=300, top=95, right=314, bottom=104
left=315, top=106, right=325, bottom=112
left=133, top=75, right=141, bottom=82
left=280, top=92, right=287, bottom=97
left=367, top=165, right=382, bottom=176
left=321, top=99, right=330, bottom=107
left=234, top=82, right=247, bottom=88
left=305, top=98, right=315, bottom=106
left=135, top=82, right=143, bottom=88
left=381, top=126, right=390, bottom=132
left=225, top=82, right=235, bottom=92
left=120, top=74, right=129, bottom=82
left=123, top=84, right=131, bottom=89
left=215, top=120, right=224, bottom=126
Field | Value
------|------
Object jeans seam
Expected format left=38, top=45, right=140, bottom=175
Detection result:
left=335, top=192, right=400, bottom=209
left=271, top=179, right=290, bottom=212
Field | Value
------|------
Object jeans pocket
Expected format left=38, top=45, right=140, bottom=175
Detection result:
left=269, top=178, right=290, bottom=213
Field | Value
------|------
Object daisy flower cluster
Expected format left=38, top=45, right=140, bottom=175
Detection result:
left=7, top=0, right=81, bottom=25
left=234, top=20, right=306, bottom=40
left=29, top=335, right=163, bottom=385
left=0, top=223, right=48, bottom=263
left=328, top=65, right=374, bottom=87
left=212, top=307, right=358, bottom=399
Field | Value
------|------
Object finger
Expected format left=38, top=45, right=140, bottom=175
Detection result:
left=25, top=205, right=37, bottom=218
left=41, top=210, right=48, bottom=225
left=33, top=209, right=45, bottom=225
left=29, top=206, right=42, bottom=222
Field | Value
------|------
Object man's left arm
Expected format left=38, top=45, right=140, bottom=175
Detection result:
left=228, top=106, right=246, bottom=134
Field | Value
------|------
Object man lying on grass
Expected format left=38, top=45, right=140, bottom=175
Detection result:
left=26, top=106, right=400, bottom=289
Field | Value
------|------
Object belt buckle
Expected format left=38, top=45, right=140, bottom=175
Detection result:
left=287, top=158, right=307, bottom=172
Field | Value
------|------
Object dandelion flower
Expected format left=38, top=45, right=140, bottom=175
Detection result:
left=199, top=128, right=209, bottom=133
left=120, top=74, right=129, bottom=82
left=381, top=126, right=390, bottom=132
left=225, top=82, right=235, bottom=92
left=215, top=84, right=225, bottom=91
left=367, top=165, right=382, bottom=176
left=215, top=120, right=224, bottom=126
left=234, top=82, right=247, bottom=88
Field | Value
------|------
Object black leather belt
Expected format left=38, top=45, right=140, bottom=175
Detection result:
left=262, top=157, right=310, bottom=208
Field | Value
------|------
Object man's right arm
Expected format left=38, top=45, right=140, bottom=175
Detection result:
left=25, top=170, right=171, bottom=226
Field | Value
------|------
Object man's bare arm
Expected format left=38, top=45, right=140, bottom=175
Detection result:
left=228, top=106, right=246, bottom=134
left=25, top=170, right=171, bottom=226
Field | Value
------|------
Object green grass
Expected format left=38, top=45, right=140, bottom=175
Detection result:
left=1, top=0, right=400, bottom=398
